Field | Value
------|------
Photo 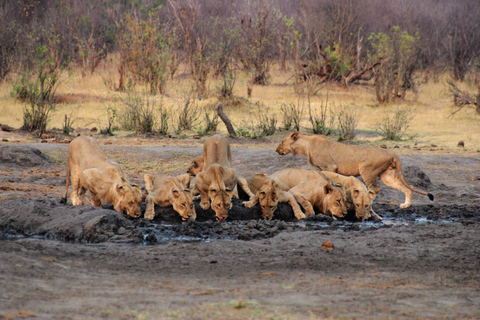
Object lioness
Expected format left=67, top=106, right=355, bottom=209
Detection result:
left=194, top=135, right=254, bottom=221
left=243, top=173, right=306, bottom=220
left=62, top=136, right=142, bottom=218
left=276, top=132, right=434, bottom=209
left=270, top=168, right=348, bottom=220
left=143, top=174, right=196, bottom=221
left=321, top=171, right=381, bottom=221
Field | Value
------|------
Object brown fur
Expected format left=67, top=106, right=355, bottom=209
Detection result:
left=243, top=173, right=306, bottom=220
left=62, top=136, right=142, bottom=218
left=187, top=155, right=204, bottom=177
left=194, top=135, right=254, bottom=220
left=321, top=171, right=381, bottom=220
left=143, top=174, right=196, bottom=221
left=276, top=132, right=434, bottom=208
left=270, top=168, right=348, bottom=220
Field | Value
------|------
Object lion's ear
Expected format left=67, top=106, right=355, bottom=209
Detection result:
left=368, top=190, right=376, bottom=200
left=291, top=131, right=299, bottom=140
left=143, top=174, right=155, bottom=194
left=352, top=189, right=360, bottom=197
left=176, top=174, right=191, bottom=189
left=324, top=184, right=333, bottom=194
left=116, top=183, right=126, bottom=195
left=172, top=189, right=180, bottom=198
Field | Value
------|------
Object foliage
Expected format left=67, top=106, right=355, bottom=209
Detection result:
left=117, top=9, right=176, bottom=94
left=117, top=90, right=158, bottom=134
left=175, top=91, right=201, bottom=132
left=376, top=106, right=416, bottom=140
left=101, top=106, right=117, bottom=135
left=368, top=26, right=421, bottom=103
left=336, top=104, right=360, bottom=140
left=14, top=28, right=67, bottom=135
left=309, top=97, right=334, bottom=135
left=280, top=103, right=302, bottom=131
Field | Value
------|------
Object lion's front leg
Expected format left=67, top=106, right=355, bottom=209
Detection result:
left=199, top=190, right=211, bottom=210
left=70, top=171, right=82, bottom=206
left=78, top=186, right=91, bottom=205
left=370, top=208, right=382, bottom=220
left=288, top=190, right=314, bottom=218
left=144, top=195, right=156, bottom=220
left=237, top=177, right=255, bottom=200
left=243, top=194, right=258, bottom=208
left=90, top=192, right=102, bottom=208
left=279, top=190, right=305, bottom=220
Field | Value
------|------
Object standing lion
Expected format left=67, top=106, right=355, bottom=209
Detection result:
left=61, top=136, right=142, bottom=218
left=276, top=132, right=434, bottom=209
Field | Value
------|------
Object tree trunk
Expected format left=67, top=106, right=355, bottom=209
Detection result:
left=215, top=102, right=237, bottom=137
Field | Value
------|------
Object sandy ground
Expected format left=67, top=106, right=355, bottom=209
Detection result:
left=0, top=130, right=479, bottom=320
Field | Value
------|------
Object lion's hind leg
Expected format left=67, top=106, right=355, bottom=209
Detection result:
left=379, top=168, right=412, bottom=209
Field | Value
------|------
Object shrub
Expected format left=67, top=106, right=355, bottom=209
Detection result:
left=176, top=92, right=201, bottom=133
left=118, top=90, right=157, bottom=134
left=280, top=103, right=303, bottom=131
left=336, top=104, right=360, bottom=140
left=309, top=98, right=334, bottom=135
left=376, top=106, right=416, bottom=140
left=256, top=104, right=277, bottom=136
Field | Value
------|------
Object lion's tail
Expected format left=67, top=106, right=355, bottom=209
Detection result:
left=394, top=155, right=434, bottom=201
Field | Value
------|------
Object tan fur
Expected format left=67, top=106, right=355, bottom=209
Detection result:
left=276, top=132, right=434, bottom=208
left=321, top=171, right=381, bottom=220
left=62, top=136, right=142, bottom=218
left=270, top=168, right=348, bottom=220
left=194, top=135, right=254, bottom=220
left=143, top=174, right=196, bottom=221
left=187, top=155, right=204, bottom=177
left=243, top=173, right=306, bottom=220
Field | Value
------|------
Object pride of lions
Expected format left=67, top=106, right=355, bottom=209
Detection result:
left=62, top=133, right=434, bottom=222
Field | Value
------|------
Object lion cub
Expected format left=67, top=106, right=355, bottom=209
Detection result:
left=243, top=173, right=306, bottom=220
left=322, top=171, right=382, bottom=220
left=271, top=168, right=348, bottom=220
left=143, top=174, right=196, bottom=221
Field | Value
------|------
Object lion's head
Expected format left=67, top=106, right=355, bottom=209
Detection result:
left=322, top=184, right=347, bottom=220
left=351, top=187, right=376, bottom=220
left=256, top=179, right=279, bottom=220
left=209, top=188, right=233, bottom=221
left=113, top=180, right=143, bottom=218
left=187, top=155, right=204, bottom=177
left=171, top=187, right=196, bottom=220
left=275, top=131, right=298, bottom=155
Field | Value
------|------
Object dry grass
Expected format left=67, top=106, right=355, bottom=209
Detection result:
left=1, top=60, right=480, bottom=151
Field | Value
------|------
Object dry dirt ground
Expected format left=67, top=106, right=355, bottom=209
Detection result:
left=0, top=130, right=479, bottom=320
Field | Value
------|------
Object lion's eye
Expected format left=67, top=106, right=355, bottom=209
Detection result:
left=337, top=200, right=341, bottom=205
left=190, top=204, right=194, bottom=209
left=182, top=203, right=186, bottom=207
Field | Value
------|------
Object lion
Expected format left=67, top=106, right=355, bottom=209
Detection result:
left=62, top=136, right=142, bottom=218
left=243, top=173, right=306, bottom=220
left=194, top=135, right=254, bottom=221
left=270, top=168, right=348, bottom=220
left=187, top=155, right=204, bottom=177
left=143, top=173, right=196, bottom=221
left=276, top=132, right=434, bottom=209
left=321, top=171, right=381, bottom=221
